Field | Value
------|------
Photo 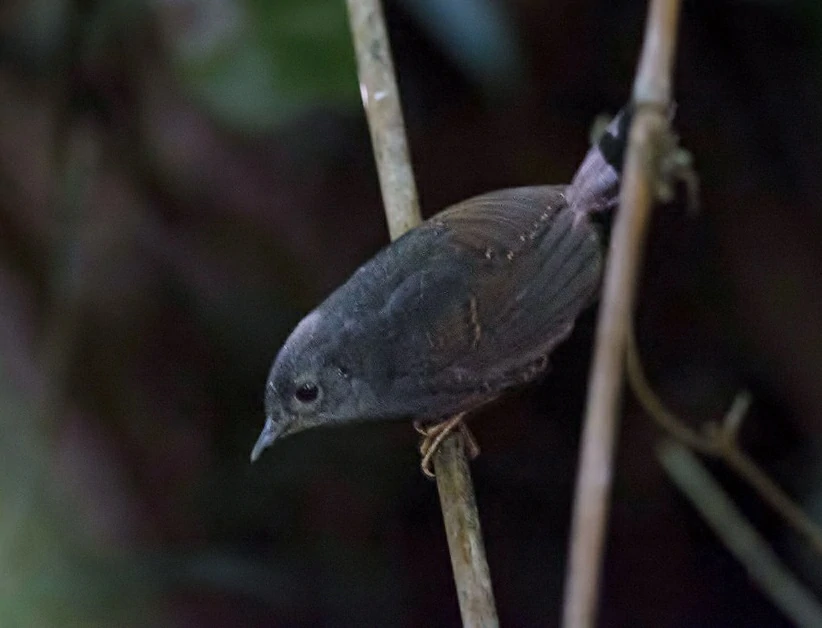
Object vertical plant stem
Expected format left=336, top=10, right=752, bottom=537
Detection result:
left=562, top=1, right=683, bottom=626
left=345, top=1, right=498, bottom=625
left=434, top=434, right=499, bottom=628
left=345, top=0, right=422, bottom=239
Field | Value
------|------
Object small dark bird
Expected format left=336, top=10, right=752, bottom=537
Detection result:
left=251, top=108, right=632, bottom=467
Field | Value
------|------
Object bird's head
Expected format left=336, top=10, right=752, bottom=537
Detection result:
left=250, top=308, right=377, bottom=462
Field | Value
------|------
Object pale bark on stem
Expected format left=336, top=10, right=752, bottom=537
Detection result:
left=434, top=435, right=499, bottom=628
left=562, top=1, right=683, bottom=626
left=345, top=1, right=498, bottom=625
left=345, top=0, right=422, bottom=239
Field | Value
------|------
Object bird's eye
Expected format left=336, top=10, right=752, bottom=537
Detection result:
left=294, top=382, right=319, bottom=403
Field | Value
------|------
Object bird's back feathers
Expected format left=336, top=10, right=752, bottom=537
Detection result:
left=321, top=186, right=603, bottom=419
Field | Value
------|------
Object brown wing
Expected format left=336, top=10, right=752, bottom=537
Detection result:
left=380, top=186, right=603, bottom=394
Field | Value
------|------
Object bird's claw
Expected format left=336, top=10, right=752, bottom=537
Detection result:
left=415, top=413, right=480, bottom=478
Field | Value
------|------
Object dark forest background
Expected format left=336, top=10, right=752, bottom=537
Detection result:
left=1, top=0, right=821, bottom=626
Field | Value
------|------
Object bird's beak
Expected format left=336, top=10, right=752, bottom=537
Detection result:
left=250, top=417, right=283, bottom=462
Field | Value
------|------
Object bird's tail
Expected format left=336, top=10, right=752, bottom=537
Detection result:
left=566, top=106, right=633, bottom=218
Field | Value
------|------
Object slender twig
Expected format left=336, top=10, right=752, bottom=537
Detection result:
left=345, top=2, right=498, bottom=625
left=434, top=433, right=499, bottom=627
left=562, top=1, right=684, bottom=626
left=658, top=441, right=822, bottom=628
left=345, top=0, right=422, bottom=240
left=625, top=330, right=822, bottom=558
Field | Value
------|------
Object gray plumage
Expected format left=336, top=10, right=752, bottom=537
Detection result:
left=251, top=109, right=627, bottom=461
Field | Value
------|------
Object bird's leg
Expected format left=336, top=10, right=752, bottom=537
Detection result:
left=413, top=412, right=480, bottom=478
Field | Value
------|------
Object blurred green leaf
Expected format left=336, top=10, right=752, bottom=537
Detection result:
left=169, top=0, right=358, bottom=132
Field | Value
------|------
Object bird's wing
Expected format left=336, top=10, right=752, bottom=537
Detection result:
left=378, top=186, right=603, bottom=394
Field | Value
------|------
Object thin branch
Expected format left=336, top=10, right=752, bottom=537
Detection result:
left=345, top=1, right=499, bottom=625
left=658, top=440, right=822, bottom=628
left=723, top=446, right=822, bottom=557
left=562, top=1, right=684, bottom=626
left=345, top=0, right=422, bottom=240
left=625, top=329, right=822, bottom=558
left=434, top=433, right=499, bottom=627
left=624, top=328, right=713, bottom=453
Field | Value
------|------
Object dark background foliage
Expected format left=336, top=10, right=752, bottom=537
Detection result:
left=1, top=0, right=821, bottom=625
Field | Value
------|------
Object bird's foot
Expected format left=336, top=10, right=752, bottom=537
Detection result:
left=413, top=413, right=480, bottom=478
